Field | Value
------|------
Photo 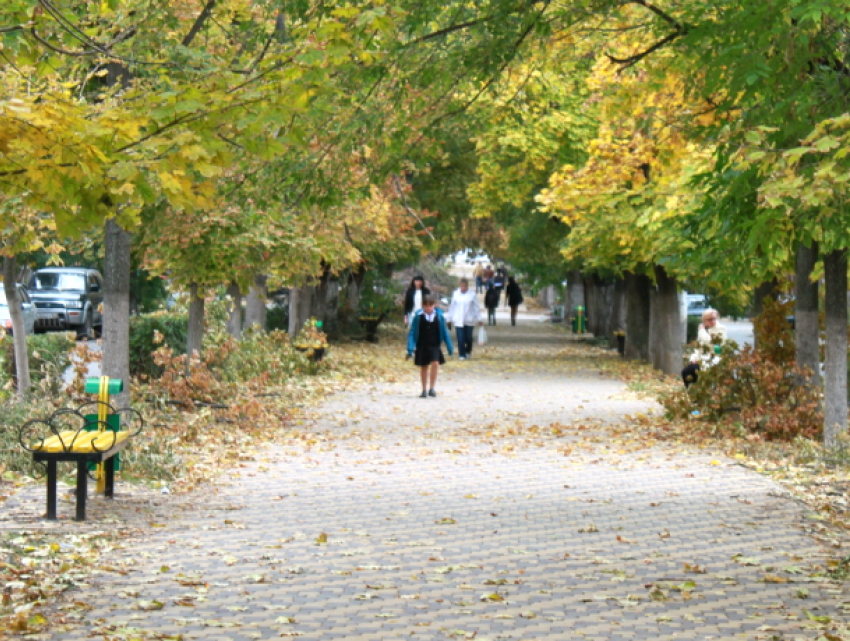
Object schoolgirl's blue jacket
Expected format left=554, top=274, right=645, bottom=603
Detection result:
left=407, top=308, right=454, bottom=357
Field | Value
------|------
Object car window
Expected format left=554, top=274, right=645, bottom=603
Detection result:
left=30, top=273, right=86, bottom=291
left=18, top=287, right=30, bottom=304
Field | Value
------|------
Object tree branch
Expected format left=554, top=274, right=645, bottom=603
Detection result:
left=183, top=0, right=217, bottom=47
left=410, top=18, right=487, bottom=44
left=393, top=175, right=435, bottom=240
left=607, top=0, right=689, bottom=69
left=29, top=28, right=97, bottom=57
left=628, top=0, right=684, bottom=30
left=606, top=29, right=684, bottom=68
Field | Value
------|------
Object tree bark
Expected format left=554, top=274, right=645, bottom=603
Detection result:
left=624, top=271, right=651, bottom=361
left=611, top=277, right=626, bottom=345
left=3, top=256, right=30, bottom=396
left=186, top=282, right=205, bottom=374
left=752, top=278, right=780, bottom=349
left=102, top=219, right=131, bottom=408
left=795, top=242, right=820, bottom=386
left=225, top=282, right=243, bottom=339
left=245, top=273, right=267, bottom=331
left=583, top=275, right=598, bottom=335
left=288, top=285, right=315, bottom=336
left=565, top=270, right=584, bottom=316
left=310, top=267, right=332, bottom=323
left=649, top=265, right=682, bottom=375
left=347, top=265, right=366, bottom=310
left=823, top=249, right=847, bottom=448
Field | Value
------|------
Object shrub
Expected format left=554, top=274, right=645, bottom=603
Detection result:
left=358, top=272, right=400, bottom=320
left=661, top=297, right=821, bottom=441
left=267, top=305, right=288, bottom=332
left=686, top=316, right=701, bottom=343
left=1, top=332, right=74, bottom=391
left=0, top=399, right=47, bottom=477
left=129, top=313, right=188, bottom=379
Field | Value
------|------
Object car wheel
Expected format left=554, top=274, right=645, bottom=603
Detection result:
left=78, top=311, right=93, bottom=340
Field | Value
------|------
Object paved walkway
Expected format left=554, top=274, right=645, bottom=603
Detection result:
left=39, top=322, right=849, bottom=639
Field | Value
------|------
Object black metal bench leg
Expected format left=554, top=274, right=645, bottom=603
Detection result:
left=75, top=461, right=88, bottom=521
left=105, top=457, right=115, bottom=498
left=46, top=460, right=57, bottom=520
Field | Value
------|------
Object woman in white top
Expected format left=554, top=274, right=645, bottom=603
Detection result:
left=682, top=308, right=727, bottom=388
left=403, top=275, right=430, bottom=326
left=447, top=278, right=483, bottom=360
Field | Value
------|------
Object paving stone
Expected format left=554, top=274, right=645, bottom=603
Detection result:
left=27, top=322, right=850, bottom=639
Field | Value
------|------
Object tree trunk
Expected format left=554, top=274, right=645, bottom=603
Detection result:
left=2, top=256, right=30, bottom=396
left=823, top=249, right=847, bottom=448
left=752, top=278, right=780, bottom=349
left=310, top=267, right=332, bottom=323
left=245, top=273, right=268, bottom=330
left=649, top=265, right=682, bottom=375
left=611, top=277, right=626, bottom=346
left=225, top=282, right=243, bottom=339
left=186, top=282, right=205, bottom=374
left=624, top=271, right=651, bottom=361
left=752, top=278, right=781, bottom=317
left=583, top=275, right=598, bottom=335
left=288, top=285, right=315, bottom=336
left=102, top=219, right=131, bottom=409
left=565, top=270, right=584, bottom=317
left=795, top=242, right=819, bottom=385
left=347, top=266, right=366, bottom=311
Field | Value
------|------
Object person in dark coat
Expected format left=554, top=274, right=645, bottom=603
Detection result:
left=484, top=286, right=500, bottom=326
left=505, top=276, right=524, bottom=326
left=403, top=275, right=430, bottom=326
left=406, top=295, right=453, bottom=397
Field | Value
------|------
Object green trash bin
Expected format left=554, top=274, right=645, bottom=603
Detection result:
left=84, top=377, right=124, bottom=474
left=572, top=306, right=586, bottom=333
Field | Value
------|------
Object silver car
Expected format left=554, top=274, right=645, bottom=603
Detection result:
left=0, top=284, right=37, bottom=335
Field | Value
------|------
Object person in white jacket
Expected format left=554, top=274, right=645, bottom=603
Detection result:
left=447, top=278, right=483, bottom=360
left=682, top=308, right=727, bottom=388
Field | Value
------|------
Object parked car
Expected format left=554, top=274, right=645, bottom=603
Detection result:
left=686, top=294, right=708, bottom=318
left=27, top=268, right=104, bottom=338
left=0, top=284, right=36, bottom=336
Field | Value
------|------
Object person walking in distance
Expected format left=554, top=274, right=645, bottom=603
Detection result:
left=473, top=262, right=485, bottom=294
left=505, top=276, right=524, bottom=326
left=483, top=264, right=494, bottom=289
left=484, top=285, right=500, bottom=326
left=407, top=295, right=453, bottom=397
left=492, top=267, right=505, bottom=305
left=403, top=275, right=430, bottom=326
left=447, top=278, right=483, bottom=360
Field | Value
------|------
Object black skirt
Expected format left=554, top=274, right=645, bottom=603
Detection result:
left=414, top=347, right=445, bottom=367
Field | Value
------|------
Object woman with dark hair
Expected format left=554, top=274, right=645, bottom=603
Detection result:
left=505, top=276, right=524, bottom=326
left=404, top=275, right=430, bottom=326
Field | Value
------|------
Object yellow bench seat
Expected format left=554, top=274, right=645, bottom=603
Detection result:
left=33, top=430, right=130, bottom=454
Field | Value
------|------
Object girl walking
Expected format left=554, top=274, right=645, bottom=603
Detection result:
left=407, top=295, right=453, bottom=397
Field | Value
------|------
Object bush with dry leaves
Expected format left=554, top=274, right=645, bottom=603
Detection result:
left=661, top=297, right=821, bottom=441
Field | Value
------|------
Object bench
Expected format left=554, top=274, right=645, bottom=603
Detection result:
left=19, top=401, right=143, bottom=521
